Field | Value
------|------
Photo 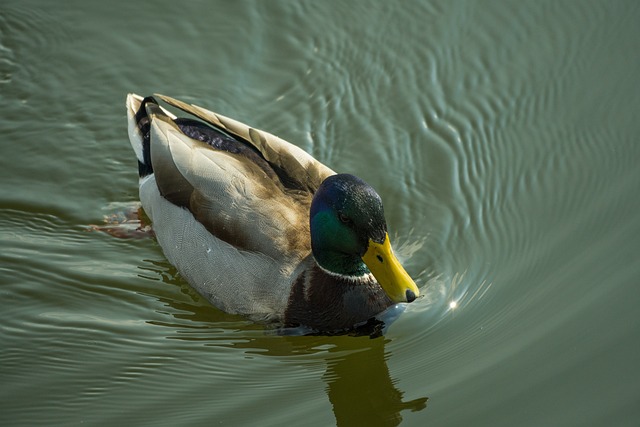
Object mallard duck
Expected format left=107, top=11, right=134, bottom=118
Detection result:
left=126, top=94, right=420, bottom=332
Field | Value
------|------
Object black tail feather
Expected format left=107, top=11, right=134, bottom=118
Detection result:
left=135, top=96, right=158, bottom=177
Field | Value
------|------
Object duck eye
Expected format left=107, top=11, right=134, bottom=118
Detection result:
left=338, top=212, right=351, bottom=224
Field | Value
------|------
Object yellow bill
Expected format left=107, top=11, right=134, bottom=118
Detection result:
left=361, top=233, right=420, bottom=303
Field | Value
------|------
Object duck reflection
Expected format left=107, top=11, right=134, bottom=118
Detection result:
left=226, top=332, right=427, bottom=426
left=322, top=335, right=428, bottom=426
left=214, top=331, right=428, bottom=426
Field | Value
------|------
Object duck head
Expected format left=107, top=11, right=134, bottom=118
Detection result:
left=310, top=174, right=420, bottom=303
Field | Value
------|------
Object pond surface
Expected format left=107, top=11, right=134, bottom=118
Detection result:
left=1, top=1, right=639, bottom=425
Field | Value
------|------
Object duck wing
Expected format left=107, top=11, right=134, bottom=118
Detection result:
left=145, top=103, right=314, bottom=263
left=155, top=94, right=335, bottom=193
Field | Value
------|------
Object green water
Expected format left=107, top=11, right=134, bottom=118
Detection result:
left=2, top=1, right=639, bottom=425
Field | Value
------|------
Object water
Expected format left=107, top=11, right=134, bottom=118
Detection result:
left=2, top=1, right=639, bottom=425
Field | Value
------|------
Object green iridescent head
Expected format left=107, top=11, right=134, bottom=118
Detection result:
left=309, top=174, right=419, bottom=303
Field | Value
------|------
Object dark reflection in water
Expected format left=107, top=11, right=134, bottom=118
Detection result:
left=226, top=335, right=428, bottom=426
left=322, top=337, right=428, bottom=426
